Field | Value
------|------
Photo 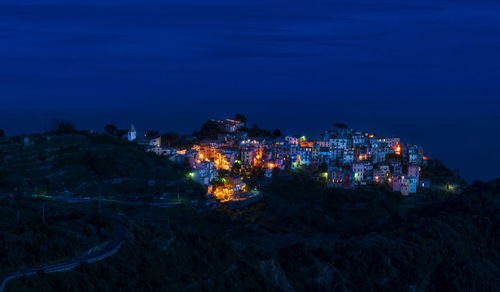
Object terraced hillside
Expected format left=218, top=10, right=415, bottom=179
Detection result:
left=0, top=133, right=203, bottom=199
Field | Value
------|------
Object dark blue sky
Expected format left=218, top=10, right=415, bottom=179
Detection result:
left=1, top=0, right=499, bottom=182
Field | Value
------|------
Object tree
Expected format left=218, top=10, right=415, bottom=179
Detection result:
left=193, top=120, right=225, bottom=140
left=104, top=124, right=117, bottom=135
left=144, top=130, right=159, bottom=140
left=233, top=113, right=247, bottom=123
left=49, top=119, right=76, bottom=134
left=333, top=123, right=348, bottom=129
left=116, top=129, right=127, bottom=137
left=231, top=162, right=241, bottom=175
left=161, top=133, right=180, bottom=147
left=0, top=128, right=4, bottom=137
left=244, top=124, right=272, bottom=138
left=272, top=129, right=282, bottom=139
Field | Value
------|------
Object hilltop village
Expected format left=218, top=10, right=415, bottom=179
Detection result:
left=121, top=115, right=432, bottom=202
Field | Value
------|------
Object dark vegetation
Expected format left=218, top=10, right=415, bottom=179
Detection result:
left=144, top=130, right=159, bottom=140
left=0, top=199, right=114, bottom=275
left=193, top=120, right=225, bottom=140
left=0, top=133, right=203, bottom=199
left=160, top=132, right=181, bottom=147
left=7, top=174, right=500, bottom=291
left=192, top=114, right=277, bottom=140
left=104, top=124, right=117, bottom=135
left=421, top=158, right=467, bottom=186
left=233, top=113, right=247, bottom=124
left=238, top=124, right=272, bottom=138
left=103, top=123, right=130, bottom=138
left=333, top=123, right=348, bottom=129
left=48, top=119, right=77, bottom=135
left=272, top=129, right=282, bottom=139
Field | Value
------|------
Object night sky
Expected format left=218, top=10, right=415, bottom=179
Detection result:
left=1, top=0, right=499, bottom=182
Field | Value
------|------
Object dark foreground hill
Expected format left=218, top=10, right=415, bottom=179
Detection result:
left=0, top=133, right=202, bottom=279
left=0, top=133, right=203, bottom=198
left=5, top=175, right=499, bottom=291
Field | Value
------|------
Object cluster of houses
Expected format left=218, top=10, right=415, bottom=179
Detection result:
left=136, top=118, right=427, bottom=198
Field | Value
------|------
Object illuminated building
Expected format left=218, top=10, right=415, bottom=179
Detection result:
left=200, top=140, right=218, bottom=160
left=342, top=149, right=354, bottom=166
left=379, top=164, right=390, bottom=180
left=127, top=124, right=137, bottom=141
left=224, top=176, right=246, bottom=193
left=192, top=161, right=217, bottom=185
left=214, top=150, right=237, bottom=170
left=240, top=147, right=255, bottom=167
left=299, top=140, right=314, bottom=148
left=285, top=135, right=300, bottom=145
left=330, top=137, right=351, bottom=150
left=373, top=169, right=383, bottom=183
left=408, top=145, right=424, bottom=165
left=327, top=167, right=344, bottom=188
left=409, top=177, right=418, bottom=194
left=392, top=175, right=411, bottom=195
left=389, top=161, right=403, bottom=174
left=148, top=136, right=161, bottom=147
left=385, top=137, right=401, bottom=149
left=312, top=143, right=320, bottom=161
left=352, top=162, right=366, bottom=182
left=212, top=118, right=244, bottom=133
left=317, top=140, right=330, bottom=148
left=158, top=121, right=428, bottom=195
left=317, top=147, right=331, bottom=165
left=352, top=133, right=367, bottom=147
left=297, top=146, right=312, bottom=166
left=407, top=164, right=420, bottom=185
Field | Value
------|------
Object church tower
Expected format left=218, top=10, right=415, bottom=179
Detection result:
left=128, top=124, right=137, bottom=141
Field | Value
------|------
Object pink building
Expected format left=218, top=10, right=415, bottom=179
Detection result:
left=373, top=169, right=383, bottom=183
left=317, top=140, right=330, bottom=148
left=285, top=135, right=300, bottom=145
left=392, top=174, right=411, bottom=196
left=407, top=164, right=420, bottom=185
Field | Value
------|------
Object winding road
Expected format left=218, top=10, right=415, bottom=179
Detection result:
left=0, top=223, right=127, bottom=292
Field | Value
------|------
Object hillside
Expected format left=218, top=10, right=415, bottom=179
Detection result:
left=0, top=133, right=203, bottom=199
left=5, top=175, right=499, bottom=291
left=0, top=133, right=206, bottom=280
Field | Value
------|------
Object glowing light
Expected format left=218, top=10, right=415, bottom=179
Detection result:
left=213, top=187, right=233, bottom=202
left=395, top=144, right=401, bottom=155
